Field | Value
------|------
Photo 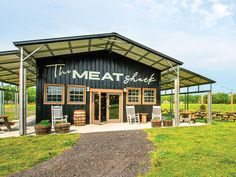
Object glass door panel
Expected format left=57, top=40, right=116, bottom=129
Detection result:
left=107, top=94, right=120, bottom=122
left=93, top=93, right=101, bottom=123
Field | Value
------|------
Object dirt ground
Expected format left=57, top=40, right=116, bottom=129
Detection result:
left=9, top=130, right=154, bottom=177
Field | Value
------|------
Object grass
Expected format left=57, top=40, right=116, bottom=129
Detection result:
left=0, top=134, right=79, bottom=177
left=144, top=121, right=236, bottom=177
left=4, top=104, right=36, bottom=121
left=162, top=103, right=236, bottom=113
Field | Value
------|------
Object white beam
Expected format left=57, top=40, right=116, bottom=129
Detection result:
left=207, top=91, right=212, bottom=125
left=174, top=66, right=180, bottom=126
left=231, top=93, right=234, bottom=112
left=19, top=47, right=27, bottom=135
left=23, top=45, right=44, bottom=61
left=15, top=91, right=19, bottom=120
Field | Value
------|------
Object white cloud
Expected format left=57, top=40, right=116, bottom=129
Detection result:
left=180, top=0, right=203, bottom=12
left=200, top=2, right=233, bottom=26
left=151, top=32, right=236, bottom=70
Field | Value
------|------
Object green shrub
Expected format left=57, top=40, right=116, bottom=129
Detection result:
left=38, top=120, right=51, bottom=126
left=152, top=117, right=160, bottom=120
left=200, top=104, right=206, bottom=112
left=166, top=116, right=173, bottom=121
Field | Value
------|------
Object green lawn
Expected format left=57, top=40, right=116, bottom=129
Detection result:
left=4, top=104, right=35, bottom=121
left=0, top=134, right=79, bottom=177
left=144, top=122, right=236, bottom=177
left=162, top=103, right=236, bottom=113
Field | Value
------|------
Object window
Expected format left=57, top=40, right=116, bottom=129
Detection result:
left=126, top=88, right=141, bottom=105
left=67, top=85, right=86, bottom=104
left=142, top=88, right=156, bottom=105
left=44, top=84, right=64, bottom=104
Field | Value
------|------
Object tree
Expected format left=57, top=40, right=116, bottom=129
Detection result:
left=212, top=93, right=230, bottom=104
left=28, top=87, right=36, bottom=103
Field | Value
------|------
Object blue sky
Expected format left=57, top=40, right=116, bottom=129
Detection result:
left=0, top=0, right=236, bottom=93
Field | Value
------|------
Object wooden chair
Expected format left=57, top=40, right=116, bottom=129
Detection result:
left=51, top=106, right=68, bottom=127
left=126, top=106, right=140, bottom=124
left=152, top=106, right=161, bottom=120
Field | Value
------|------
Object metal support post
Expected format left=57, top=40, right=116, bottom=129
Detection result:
left=15, top=89, right=19, bottom=120
left=26, top=91, right=28, bottom=117
left=174, top=66, right=180, bottom=126
left=231, top=92, right=234, bottom=112
left=19, top=47, right=27, bottom=135
left=207, top=91, right=212, bottom=125
left=184, top=94, right=187, bottom=110
left=0, top=90, right=2, bottom=115
left=2, top=91, right=5, bottom=115
left=187, top=87, right=189, bottom=110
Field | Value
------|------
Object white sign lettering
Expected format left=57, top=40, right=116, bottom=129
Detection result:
left=46, top=64, right=157, bottom=85
left=89, top=71, right=100, bottom=80
left=101, top=72, right=114, bottom=81
left=72, top=70, right=88, bottom=79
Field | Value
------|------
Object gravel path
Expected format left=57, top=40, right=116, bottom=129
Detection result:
left=9, top=130, right=154, bottom=177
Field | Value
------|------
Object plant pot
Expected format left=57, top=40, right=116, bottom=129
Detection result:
left=163, top=120, right=173, bottom=127
left=54, top=123, right=71, bottom=133
left=35, top=124, right=51, bottom=135
left=151, top=120, right=162, bottom=128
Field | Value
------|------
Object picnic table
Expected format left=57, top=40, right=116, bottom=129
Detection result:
left=223, top=112, right=236, bottom=121
left=212, top=111, right=223, bottom=120
left=0, top=115, right=12, bottom=131
left=193, top=111, right=207, bottom=119
left=180, top=111, right=196, bottom=123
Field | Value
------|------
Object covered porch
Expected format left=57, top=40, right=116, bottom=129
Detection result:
left=0, top=115, right=207, bottom=138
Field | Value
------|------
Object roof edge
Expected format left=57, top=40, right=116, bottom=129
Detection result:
left=180, top=68, right=216, bottom=83
left=0, top=50, right=19, bottom=56
left=13, top=32, right=183, bottom=65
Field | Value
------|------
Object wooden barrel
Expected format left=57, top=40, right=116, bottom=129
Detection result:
left=74, top=110, right=86, bottom=126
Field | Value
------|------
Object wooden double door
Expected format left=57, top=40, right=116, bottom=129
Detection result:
left=90, top=89, right=123, bottom=124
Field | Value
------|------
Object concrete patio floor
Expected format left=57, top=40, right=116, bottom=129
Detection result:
left=0, top=115, right=207, bottom=138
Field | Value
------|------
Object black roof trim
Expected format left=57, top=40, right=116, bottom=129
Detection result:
left=13, top=32, right=183, bottom=65
left=0, top=50, right=18, bottom=56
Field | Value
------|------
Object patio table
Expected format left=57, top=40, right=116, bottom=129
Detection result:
left=0, top=115, right=12, bottom=131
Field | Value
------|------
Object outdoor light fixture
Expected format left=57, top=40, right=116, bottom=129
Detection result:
left=86, top=87, right=90, bottom=91
left=123, top=88, right=127, bottom=92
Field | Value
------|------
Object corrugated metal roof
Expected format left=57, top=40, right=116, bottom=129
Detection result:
left=13, top=33, right=183, bottom=72
left=161, top=68, right=215, bottom=90
left=0, top=50, right=36, bottom=87
left=0, top=33, right=215, bottom=88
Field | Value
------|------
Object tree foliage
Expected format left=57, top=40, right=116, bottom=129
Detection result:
left=162, top=92, right=234, bottom=104
left=1, top=86, right=36, bottom=103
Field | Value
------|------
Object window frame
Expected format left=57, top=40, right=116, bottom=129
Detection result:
left=67, top=85, right=86, bottom=105
left=43, top=84, right=65, bottom=105
left=126, top=87, right=142, bottom=105
left=142, top=88, right=157, bottom=105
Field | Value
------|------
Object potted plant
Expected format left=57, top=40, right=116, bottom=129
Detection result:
left=163, top=117, right=173, bottom=127
left=151, top=117, right=162, bottom=128
left=54, top=122, right=71, bottom=133
left=35, top=120, right=51, bottom=135
left=200, top=104, right=206, bottom=112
